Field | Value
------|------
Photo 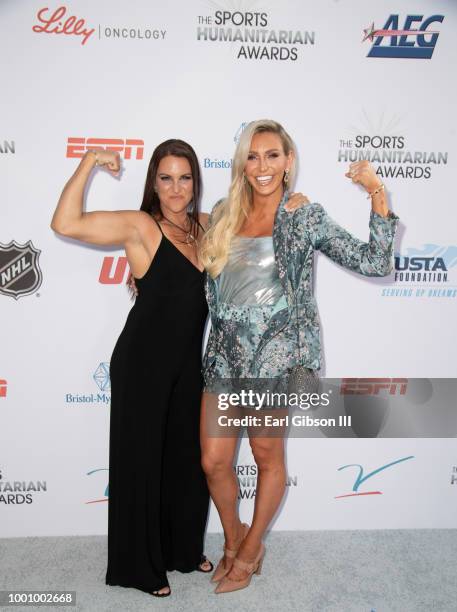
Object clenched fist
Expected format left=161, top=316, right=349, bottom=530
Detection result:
left=86, top=149, right=121, bottom=176
left=345, top=161, right=382, bottom=193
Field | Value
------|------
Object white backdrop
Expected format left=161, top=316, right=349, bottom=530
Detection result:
left=1, top=0, right=456, bottom=537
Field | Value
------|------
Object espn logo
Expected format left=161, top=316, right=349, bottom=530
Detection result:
left=0, top=379, right=7, bottom=398
left=66, top=138, right=144, bottom=159
left=340, top=378, right=408, bottom=395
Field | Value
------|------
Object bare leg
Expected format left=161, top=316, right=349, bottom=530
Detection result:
left=225, top=433, right=286, bottom=581
left=200, top=392, right=244, bottom=565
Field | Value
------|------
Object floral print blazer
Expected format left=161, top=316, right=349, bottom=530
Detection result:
left=202, top=192, right=399, bottom=376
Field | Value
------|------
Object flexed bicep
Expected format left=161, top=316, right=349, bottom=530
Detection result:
left=51, top=150, right=141, bottom=246
left=65, top=210, right=146, bottom=246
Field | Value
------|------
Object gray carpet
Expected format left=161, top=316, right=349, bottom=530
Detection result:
left=1, top=530, right=456, bottom=612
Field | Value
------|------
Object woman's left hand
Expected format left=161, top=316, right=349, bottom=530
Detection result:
left=128, top=275, right=139, bottom=297
left=345, top=160, right=382, bottom=193
left=285, top=192, right=310, bottom=212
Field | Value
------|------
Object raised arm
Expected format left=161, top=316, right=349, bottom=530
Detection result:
left=51, top=150, right=142, bottom=246
left=302, top=161, right=399, bottom=276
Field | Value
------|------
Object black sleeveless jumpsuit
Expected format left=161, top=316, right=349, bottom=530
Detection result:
left=105, top=220, right=209, bottom=594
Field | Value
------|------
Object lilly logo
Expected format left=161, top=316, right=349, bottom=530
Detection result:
left=85, top=468, right=109, bottom=504
left=335, top=455, right=414, bottom=499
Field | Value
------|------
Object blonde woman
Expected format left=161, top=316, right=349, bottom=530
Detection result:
left=199, top=119, right=399, bottom=593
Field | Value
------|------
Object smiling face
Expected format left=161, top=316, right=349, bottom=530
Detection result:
left=244, top=131, right=293, bottom=200
left=154, top=155, right=194, bottom=215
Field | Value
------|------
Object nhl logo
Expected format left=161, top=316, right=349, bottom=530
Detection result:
left=0, top=241, right=43, bottom=299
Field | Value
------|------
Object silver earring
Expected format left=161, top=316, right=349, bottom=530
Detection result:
left=284, top=169, right=289, bottom=185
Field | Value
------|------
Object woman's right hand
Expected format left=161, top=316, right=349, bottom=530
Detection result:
left=87, top=149, right=121, bottom=176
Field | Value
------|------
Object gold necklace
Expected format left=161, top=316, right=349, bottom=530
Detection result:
left=161, top=214, right=197, bottom=245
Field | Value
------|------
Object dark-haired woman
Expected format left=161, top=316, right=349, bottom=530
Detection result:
left=51, top=140, right=213, bottom=597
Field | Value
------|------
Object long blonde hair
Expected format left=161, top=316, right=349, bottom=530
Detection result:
left=199, top=119, right=297, bottom=278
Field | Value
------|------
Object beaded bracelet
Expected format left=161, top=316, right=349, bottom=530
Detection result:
left=367, top=183, right=385, bottom=199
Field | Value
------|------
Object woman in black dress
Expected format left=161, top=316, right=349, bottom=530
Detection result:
left=51, top=140, right=212, bottom=597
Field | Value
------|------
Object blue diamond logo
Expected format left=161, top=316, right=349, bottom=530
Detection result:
left=93, top=362, right=111, bottom=391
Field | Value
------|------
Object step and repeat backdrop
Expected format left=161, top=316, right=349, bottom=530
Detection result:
left=1, top=1, right=456, bottom=536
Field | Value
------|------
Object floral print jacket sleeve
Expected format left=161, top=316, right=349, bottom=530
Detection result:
left=299, top=203, right=399, bottom=276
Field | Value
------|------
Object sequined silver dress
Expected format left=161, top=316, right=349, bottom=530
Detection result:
left=203, top=235, right=290, bottom=388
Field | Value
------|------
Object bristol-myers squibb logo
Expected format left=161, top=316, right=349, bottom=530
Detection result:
left=363, top=14, right=444, bottom=59
left=65, top=362, right=111, bottom=404
left=93, top=362, right=111, bottom=391
left=202, top=123, right=249, bottom=172
left=335, top=455, right=414, bottom=499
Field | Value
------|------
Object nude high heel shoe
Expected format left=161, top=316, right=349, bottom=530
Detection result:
left=211, top=523, right=250, bottom=583
left=214, top=542, right=265, bottom=594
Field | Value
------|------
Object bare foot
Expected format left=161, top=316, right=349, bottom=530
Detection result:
left=152, top=586, right=170, bottom=596
left=199, top=558, right=213, bottom=572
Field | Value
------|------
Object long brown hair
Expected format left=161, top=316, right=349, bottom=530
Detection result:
left=127, top=139, right=202, bottom=294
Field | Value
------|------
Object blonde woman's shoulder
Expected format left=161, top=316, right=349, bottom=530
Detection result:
left=212, top=198, right=226, bottom=212
left=198, top=212, right=210, bottom=230
left=204, top=198, right=226, bottom=227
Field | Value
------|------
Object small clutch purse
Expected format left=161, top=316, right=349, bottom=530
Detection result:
left=287, top=364, right=319, bottom=396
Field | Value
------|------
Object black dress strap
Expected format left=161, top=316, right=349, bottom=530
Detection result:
left=151, top=215, right=164, bottom=235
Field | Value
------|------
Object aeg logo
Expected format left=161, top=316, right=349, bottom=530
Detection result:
left=340, top=378, right=408, bottom=395
left=363, top=14, right=444, bottom=59
left=66, top=138, right=144, bottom=160
left=0, top=380, right=7, bottom=398
left=99, top=257, right=129, bottom=284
